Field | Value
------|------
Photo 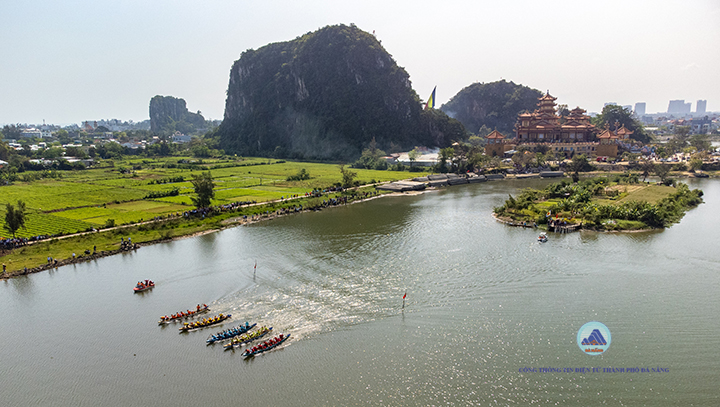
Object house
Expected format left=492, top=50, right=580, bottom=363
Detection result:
left=172, top=132, right=192, bottom=144
left=396, top=147, right=439, bottom=167
left=21, top=128, right=42, bottom=138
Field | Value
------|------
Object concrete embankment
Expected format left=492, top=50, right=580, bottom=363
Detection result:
left=377, top=172, right=514, bottom=192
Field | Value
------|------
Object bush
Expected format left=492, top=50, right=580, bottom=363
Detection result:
left=286, top=168, right=311, bottom=181
left=144, top=188, right=180, bottom=199
left=104, top=219, right=116, bottom=228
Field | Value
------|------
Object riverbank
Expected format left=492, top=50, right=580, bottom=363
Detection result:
left=0, top=187, right=387, bottom=279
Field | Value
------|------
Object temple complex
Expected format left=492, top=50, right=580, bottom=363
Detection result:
left=516, top=92, right=595, bottom=142
left=485, top=92, right=622, bottom=159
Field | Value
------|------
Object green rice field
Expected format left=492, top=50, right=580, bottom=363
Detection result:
left=0, top=157, right=427, bottom=239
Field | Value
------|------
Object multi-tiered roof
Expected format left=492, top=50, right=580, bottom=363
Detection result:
left=515, top=92, right=595, bottom=142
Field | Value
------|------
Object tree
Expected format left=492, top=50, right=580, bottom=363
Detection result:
left=55, top=129, right=72, bottom=144
left=689, top=133, right=710, bottom=152
left=190, top=171, right=215, bottom=208
left=467, top=135, right=484, bottom=147
left=592, top=105, right=649, bottom=143
left=339, top=165, right=357, bottom=188
left=436, top=147, right=454, bottom=173
left=668, top=126, right=690, bottom=153
left=654, top=163, right=671, bottom=185
left=42, top=147, right=64, bottom=159
left=408, top=148, right=420, bottom=169
left=64, top=146, right=87, bottom=158
left=354, top=137, right=387, bottom=169
left=4, top=200, right=26, bottom=238
left=558, top=104, right=570, bottom=117
left=1, top=125, right=22, bottom=140
left=476, top=125, right=492, bottom=138
left=568, top=154, right=592, bottom=182
left=640, top=160, right=655, bottom=182
left=689, top=158, right=703, bottom=172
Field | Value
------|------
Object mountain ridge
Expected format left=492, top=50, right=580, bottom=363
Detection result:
left=215, top=24, right=466, bottom=160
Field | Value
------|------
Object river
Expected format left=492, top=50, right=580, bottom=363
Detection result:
left=1, top=178, right=718, bottom=406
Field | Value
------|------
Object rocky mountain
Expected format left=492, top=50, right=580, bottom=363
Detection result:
left=440, top=80, right=543, bottom=136
left=215, top=24, right=466, bottom=160
left=149, top=95, right=206, bottom=135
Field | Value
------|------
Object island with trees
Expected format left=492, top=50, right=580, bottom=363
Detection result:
left=493, top=174, right=704, bottom=231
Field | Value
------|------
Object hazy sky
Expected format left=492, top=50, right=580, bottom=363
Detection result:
left=2, top=0, right=718, bottom=125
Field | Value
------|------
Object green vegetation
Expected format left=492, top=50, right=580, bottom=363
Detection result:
left=339, top=165, right=357, bottom=188
left=439, top=80, right=543, bottom=135
left=591, top=104, right=649, bottom=143
left=286, top=168, right=311, bottom=181
left=0, top=156, right=427, bottom=240
left=4, top=200, right=26, bottom=238
left=190, top=171, right=215, bottom=208
left=0, top=184, right=383, bottom=273
left=214, top=24, right=466, bottom=160
left=149, top=95, right=206, bottom=135
left=494, top=176, right=703, bottom=230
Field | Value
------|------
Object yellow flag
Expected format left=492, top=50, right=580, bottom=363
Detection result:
left=425, top=86, right=436, bottom=110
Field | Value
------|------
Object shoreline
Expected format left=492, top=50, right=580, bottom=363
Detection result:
left=491, top=212, right=657, bottom=234
left=1, top=188, right=411, bottom=279
left=0, top=173, right=691, bottom=278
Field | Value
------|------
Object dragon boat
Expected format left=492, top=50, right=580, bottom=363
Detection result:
left=158, top=305, right=210, bottom=325
left=178, top=314, right=231, bottom=332
left=223, top=326, right=273, bottom=350
left=242, top=333, right=290, bottom=358
left=206, top=322, right=256, bottom=344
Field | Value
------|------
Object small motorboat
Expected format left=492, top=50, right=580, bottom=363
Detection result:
left=133, top=280, right=155, bottom=292
left=538, top=233, right=548, bottom=243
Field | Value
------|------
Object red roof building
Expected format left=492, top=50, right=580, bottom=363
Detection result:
left=515, top=92, right=596, bottom=142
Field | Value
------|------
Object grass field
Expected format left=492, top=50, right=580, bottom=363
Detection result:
left=593, top=184, right=675, bottom=206
left=614, top=184, right=675, bottom=204
left=0, top=157, right=427, bottom=239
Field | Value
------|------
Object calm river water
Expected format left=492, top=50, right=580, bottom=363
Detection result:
left=1, top=178, right=719, bottom=406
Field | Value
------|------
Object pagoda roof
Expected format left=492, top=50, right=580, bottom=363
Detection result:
left=597, top=130, right=619, bottom=139
left=538, top=92, right=557, bottom=102
left=486, top=130, right=505, bottom=139
left=616, top=125, right=634, bottom=135
left=562, top=119, right=593, bottom=128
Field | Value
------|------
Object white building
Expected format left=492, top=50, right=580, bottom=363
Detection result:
left=21, top=128, right=42, bottom=138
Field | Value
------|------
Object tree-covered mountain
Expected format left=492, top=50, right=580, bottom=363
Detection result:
left=149, top=96, right=206, bottom=135
left=440, top=80, right=543, bottom=136
left=214, top=24, right=466, bottom=160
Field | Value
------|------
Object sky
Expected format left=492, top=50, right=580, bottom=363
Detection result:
left=1, top=0, right=719, bottom=126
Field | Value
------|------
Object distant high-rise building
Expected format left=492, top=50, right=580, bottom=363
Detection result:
left=622, top=105, right=632, bottom=112
left=668, top=100, right=692, bottom=114
left=634, top=102, right=646, bottom=116
left=696, top=100, right=707, bottom=114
